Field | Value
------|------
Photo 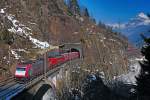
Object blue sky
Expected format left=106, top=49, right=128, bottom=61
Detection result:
left=78, top=0, right=150, bottom=24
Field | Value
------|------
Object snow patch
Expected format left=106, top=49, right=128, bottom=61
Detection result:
left=100, top=39, right=103, bottom=42
left=138, top=12, right=149, bottom=20
left=109, top=39, right=116, bottom=42
left=116, top=58, right=141, bottom=85
left=145, top=71, right=149, bottom=75
left=0, top=8, right=5, bottom=14
left=130, top=88, right=136, bottom=93
left=29, top=36, right=49, bottom=49
left=28, top=21, right=37, bottom=25
left=113, top=76, right=117, bottom=80
left=3, top=56, right=6, bottom=60
left=99, top=71, right=105, bottom=79
left=13, top=49, right=29, bottom=53
left=52, top=76, right=57, bottom=87
left=103, top=37, right=106, bottom=40
left=89, top=74, right=97, bottom=81
left=83, top=69, right=91, bottom=72
left=102, top=42, right=106, bottom=47
left=7, top=15, right=19, bottom=27
left=76, top=16, right=84, bottom=22
left=4, top=12, right=51, bottom=49
left=109, top=61, right=113, bottom=65
left=107, top=23, right=126, bottom=29
left=79, top=17, right=84, bottom=22
left=7, top=14, right=32, bottom=37
left=11, top=50, right=21, bottom=59
left=135, top=56, right=145, bottom=61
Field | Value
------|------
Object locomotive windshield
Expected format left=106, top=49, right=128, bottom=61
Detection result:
left=16, top=67, right=26, bottom=71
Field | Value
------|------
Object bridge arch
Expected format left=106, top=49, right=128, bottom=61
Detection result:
left=33, top=84, right=52, bottom=100
left=33, top=78, right=57, bottom=100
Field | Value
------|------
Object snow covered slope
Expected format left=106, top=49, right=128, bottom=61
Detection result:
left=0, top=8, right=50, bottom=49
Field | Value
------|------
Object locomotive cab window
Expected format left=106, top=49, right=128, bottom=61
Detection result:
left=16, top=68, right=26, bottom=71
left=48, top=50, right=60, bottom=58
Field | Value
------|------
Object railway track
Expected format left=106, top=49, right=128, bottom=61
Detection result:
left=0, top=58, right=81, bottom=99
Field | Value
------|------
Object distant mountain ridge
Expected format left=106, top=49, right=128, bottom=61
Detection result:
left=109, top=12, right=150, bottom=46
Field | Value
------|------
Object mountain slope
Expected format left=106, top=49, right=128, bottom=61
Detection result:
left=0, top=0, right=128, bottom=80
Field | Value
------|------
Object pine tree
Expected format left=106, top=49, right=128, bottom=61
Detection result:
left=82, top=74, right=111, bottom=100
left=147, top=13, right=150, bottom=19
left=67, top=0, right=80, bottom=16
left=136, top=35, right=150, bottom=100
left=83, top=8, right=89, bottom=17
left=98, top=21, right=106, bottom=29
left=90, top=17, right=96, bottom=24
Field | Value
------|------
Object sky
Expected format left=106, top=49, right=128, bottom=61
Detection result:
left=78, top=0, right=150, bottom=24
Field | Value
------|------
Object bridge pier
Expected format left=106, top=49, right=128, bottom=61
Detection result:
left=12, top=79, right=57, bottom=100
left=33, top=68, right=65, bottom=100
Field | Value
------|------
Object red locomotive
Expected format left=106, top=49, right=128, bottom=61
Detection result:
left=14, top=48, right=80, bottom=80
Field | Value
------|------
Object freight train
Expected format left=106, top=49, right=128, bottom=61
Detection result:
left=14, top=48, right=80, bottom=81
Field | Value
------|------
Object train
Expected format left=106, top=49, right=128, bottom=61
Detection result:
left=14, top=48, right=80, bottom=80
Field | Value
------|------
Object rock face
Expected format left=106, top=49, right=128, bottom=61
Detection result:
left=0, top=0, right=129, bottom=79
